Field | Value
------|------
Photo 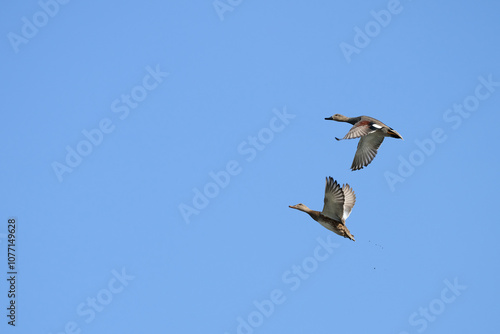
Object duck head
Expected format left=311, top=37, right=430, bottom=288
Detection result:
left=289, top=203, right=310, bottom=212
left=325, top=114, right=349, bottom=122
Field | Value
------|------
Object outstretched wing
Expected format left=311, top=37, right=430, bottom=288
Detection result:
left=338, top=120, right=379, bottom=140
left=321, top=177, right=344, bottom=221
left=351, top=132, right=385, bottom=170
left=341, top=184, right=356, bottom=221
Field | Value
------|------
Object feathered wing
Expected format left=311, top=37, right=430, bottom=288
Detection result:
left=341, top=184, right=356, bottom=221
left=340, top=120, right=377, bottom=140
left=321, top=177, right=345, bottom=222
left=340, top=125, right=370, bottom=139
left=351, top=133, right=385, bottom=170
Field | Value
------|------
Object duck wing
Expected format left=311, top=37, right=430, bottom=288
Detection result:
left=337, top=120, right=380, bottom=140
left=341, top=184, right=356, bottom=221
left=321, top=177, right=345, bottom=222
left=351, top=132, right=385, bottom=170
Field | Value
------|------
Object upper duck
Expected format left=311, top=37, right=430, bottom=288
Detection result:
left=325, top=114, right=403, bottom=171
left=289, top=177, right=356, bottom=241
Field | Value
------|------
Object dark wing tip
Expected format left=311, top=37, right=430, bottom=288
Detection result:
left=325, top=176, right=339, bottom=192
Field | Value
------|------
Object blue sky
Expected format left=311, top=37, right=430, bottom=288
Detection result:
left=2, top=1, right=500, bottom=333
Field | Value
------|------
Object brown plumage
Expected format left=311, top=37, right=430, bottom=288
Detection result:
left=289, top=177, right=356, bottom=241
left=325, top=114, right=403, bottom=171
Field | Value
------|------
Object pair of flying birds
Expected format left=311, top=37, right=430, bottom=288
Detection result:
left=289, top=114, right=403, bottom=241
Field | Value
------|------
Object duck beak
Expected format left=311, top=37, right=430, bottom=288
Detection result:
left=325, top=116, right=333, bottom=120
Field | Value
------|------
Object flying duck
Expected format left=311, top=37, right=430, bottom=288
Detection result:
left=289, top=177, right=356, bottom=241
left=325, top=114, right=403, bottom=171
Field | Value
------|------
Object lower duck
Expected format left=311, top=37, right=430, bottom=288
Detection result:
left=289, top=177, right=356, bottom=241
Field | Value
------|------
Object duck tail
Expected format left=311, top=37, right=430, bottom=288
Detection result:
left=387, top=128, right=403, bottom=140
left=344, top=230, right=355, bottom=242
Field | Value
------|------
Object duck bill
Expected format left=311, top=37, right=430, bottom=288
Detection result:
left=387, top=129, right=403, bottom=140
left=324, top=116, right=333, bottom=120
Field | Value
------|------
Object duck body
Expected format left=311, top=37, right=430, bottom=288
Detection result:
left=325, top=114, right=403, bottom=170
left=289, top=177, right=356, bottom=241
left=310, top=210, right=356, bottom=241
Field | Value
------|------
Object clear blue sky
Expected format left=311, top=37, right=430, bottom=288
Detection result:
left=2, top=1, right=500, bottom=333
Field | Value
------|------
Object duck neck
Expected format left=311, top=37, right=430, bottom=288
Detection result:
left=346, top=116, right=361, bottom=125
left=305, top=209, right=321, bottom=222
left=294, top=205, right=321, bottom=222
